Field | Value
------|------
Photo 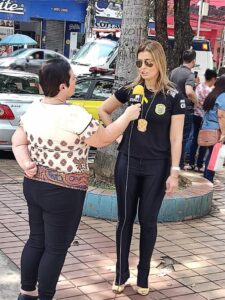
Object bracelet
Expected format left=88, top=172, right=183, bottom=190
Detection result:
left=171, top=166, right=181, bottom=171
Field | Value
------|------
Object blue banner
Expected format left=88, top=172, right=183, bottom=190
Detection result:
left=30, top=1, right=87, bottom=22
left=0, top=0, right=88, bottom=22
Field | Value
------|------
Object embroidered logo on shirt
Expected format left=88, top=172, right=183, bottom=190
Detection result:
left=155, top=104, right=166, bottom=115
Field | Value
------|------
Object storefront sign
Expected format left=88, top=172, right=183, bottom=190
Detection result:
left=0, top=0, right=25, bottom=15
left=95, top=0, right=123, bottom=19
left=69, top=23, right=80, bottom=31
left=95, top=19, right=121, bottom=29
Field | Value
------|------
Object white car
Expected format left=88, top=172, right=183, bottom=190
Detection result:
left=0, top=70, right=42, bottom=151
left=70, top=38, right=118, bottom=76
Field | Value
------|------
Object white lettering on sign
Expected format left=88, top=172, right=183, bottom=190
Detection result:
left=0, top=0, right=24, bottom=14
left=51, top=7, right=68, bottom=13
left=69, top=24, right=80, bottom=31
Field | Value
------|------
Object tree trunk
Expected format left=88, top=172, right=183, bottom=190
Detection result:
left=155, top=0, right=173, bottom=70
left=173, top=0, right=194, bottom=68
left=154, top=0, right=193, bottom=71
left=94, top=0, right=150, bottom=183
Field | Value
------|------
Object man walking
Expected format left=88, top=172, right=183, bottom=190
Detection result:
left=170, top=50, right=198, bottom=169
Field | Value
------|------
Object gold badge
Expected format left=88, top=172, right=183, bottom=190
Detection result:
left=155, top=104, right=166, bottom=115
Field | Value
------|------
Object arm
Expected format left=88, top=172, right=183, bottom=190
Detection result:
left=185, top=85, right=198, bottom=105
left=85, top=103, right=141, bottom=148
left=166, top=114, right=185, bottom=196
left=98, top=94, right=123, bottom=125
left=218, top=109, right=225, bottom=139
left=98, top=94, right=125, bottom=144
left=12, top=127, right=37, bottom=177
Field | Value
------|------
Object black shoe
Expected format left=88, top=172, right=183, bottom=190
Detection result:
left=18, top=294, right=38, bottom=300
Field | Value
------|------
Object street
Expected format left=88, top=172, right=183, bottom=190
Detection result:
left=1, top=156, right=225, bottom=299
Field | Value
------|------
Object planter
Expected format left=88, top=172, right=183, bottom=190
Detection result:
left=83, top=171, right=213, bottom=222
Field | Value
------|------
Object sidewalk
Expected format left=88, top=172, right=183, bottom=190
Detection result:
left=1, top=158, right=225, bottom=300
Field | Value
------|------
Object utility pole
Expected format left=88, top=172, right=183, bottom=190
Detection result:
left=196, top=0, right=204, bottom=38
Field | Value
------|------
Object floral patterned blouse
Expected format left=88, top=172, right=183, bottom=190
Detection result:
left=20, top=100, right=99, bottom=190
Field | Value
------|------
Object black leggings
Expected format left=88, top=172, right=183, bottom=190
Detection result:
left=21, top=178, right=86, bottom=300
left=115, top=153, right=170, bottom=288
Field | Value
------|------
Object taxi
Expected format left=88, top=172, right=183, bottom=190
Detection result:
left=68, top=71, right=114, bottom=120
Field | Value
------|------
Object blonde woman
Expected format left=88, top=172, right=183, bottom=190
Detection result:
left=98, top=41, right=185, bottom=296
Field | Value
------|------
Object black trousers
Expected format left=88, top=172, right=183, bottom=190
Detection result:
left=114, top=153, right=170, bottom=288
left=21, top=178, right=86, bottom=300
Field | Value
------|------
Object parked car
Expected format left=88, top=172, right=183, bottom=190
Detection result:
left=0, top=69, right=42, bottom=150
left=70, top=38, right=118, bottom=76
left=0, top=48, right=68, bottom=74
left=70, top=37, right=214, bottom=80
left=0, top=70, right=113, bottom=151
left=68, top=74, right=114, bottom=119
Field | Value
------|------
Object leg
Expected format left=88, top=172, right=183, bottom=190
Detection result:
left=189, top=115, right=201, bottom=167
left=196, top=146, right=207, bottom=169
left=204, top=146, right=215, bottom=183
left=114, top=154, right=140, bottom=285
left=21, top=178, right=45, bottom=294
left=37, top=183, right=85, bottom=300
left=137, top=160, right=169, bottom=288
left=180, top=111, right=193, bottom=168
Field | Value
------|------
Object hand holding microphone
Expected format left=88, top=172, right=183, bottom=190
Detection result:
left=125, top=103, right=141, bottom=121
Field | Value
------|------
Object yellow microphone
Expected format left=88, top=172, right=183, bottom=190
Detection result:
left=130, top=85, right=144, bottom=105
left=133, top=85, right=144, bottom=96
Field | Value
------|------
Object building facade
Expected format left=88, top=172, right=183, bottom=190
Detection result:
left=0, top=0, right=88, bottom=57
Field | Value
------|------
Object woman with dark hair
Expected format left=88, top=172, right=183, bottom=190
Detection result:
left=99, top=41, right=185, bottom=296
left=188, top=68, right=217, bottom=172
left=12, top=58, right=141, bottom=300
left=202, top=75, right=225, bottom=182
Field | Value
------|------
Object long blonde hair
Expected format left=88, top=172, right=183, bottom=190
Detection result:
left=128, top=40, right=174, bottom=94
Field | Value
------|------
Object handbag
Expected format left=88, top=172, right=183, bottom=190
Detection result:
left=208, top=142, right=225, bottom=171
left=197, top=129, right=221, bottom=147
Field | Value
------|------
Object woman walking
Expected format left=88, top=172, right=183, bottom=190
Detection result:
left=202, top=75, right=225, bottom=183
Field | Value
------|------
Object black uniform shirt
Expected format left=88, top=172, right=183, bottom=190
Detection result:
left=114, top=86, right=186, bottom=159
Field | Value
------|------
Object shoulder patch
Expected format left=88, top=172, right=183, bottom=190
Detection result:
left=167, top=88, right=179, bottom=98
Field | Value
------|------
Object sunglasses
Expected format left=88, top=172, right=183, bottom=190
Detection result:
left=136, top=59, right=154, bottom=68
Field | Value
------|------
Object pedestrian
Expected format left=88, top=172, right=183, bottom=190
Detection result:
left=12, top=58, right=141, bottom=300
left=98, top=40, right=185, bottom=296
left=189, top=69, right=217, bottom=171
left=170, top=50, right=198, bottom=169
left=218, top=66, right=225, bottom=77
left=202, top=75, right=225, bottom=183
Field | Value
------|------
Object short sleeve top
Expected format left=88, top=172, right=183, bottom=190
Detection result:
left=20, top=100, right=100, bottom=190
left=202, top=93, right=225, bottom=130
left=194, top=83, right=212, bottom=117
left=114, top=85, right=186, bottom=159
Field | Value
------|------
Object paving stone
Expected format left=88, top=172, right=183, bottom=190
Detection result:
left=200, top=289, right=225, bottom=300
left=1, top=159, right=225, bottom=300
